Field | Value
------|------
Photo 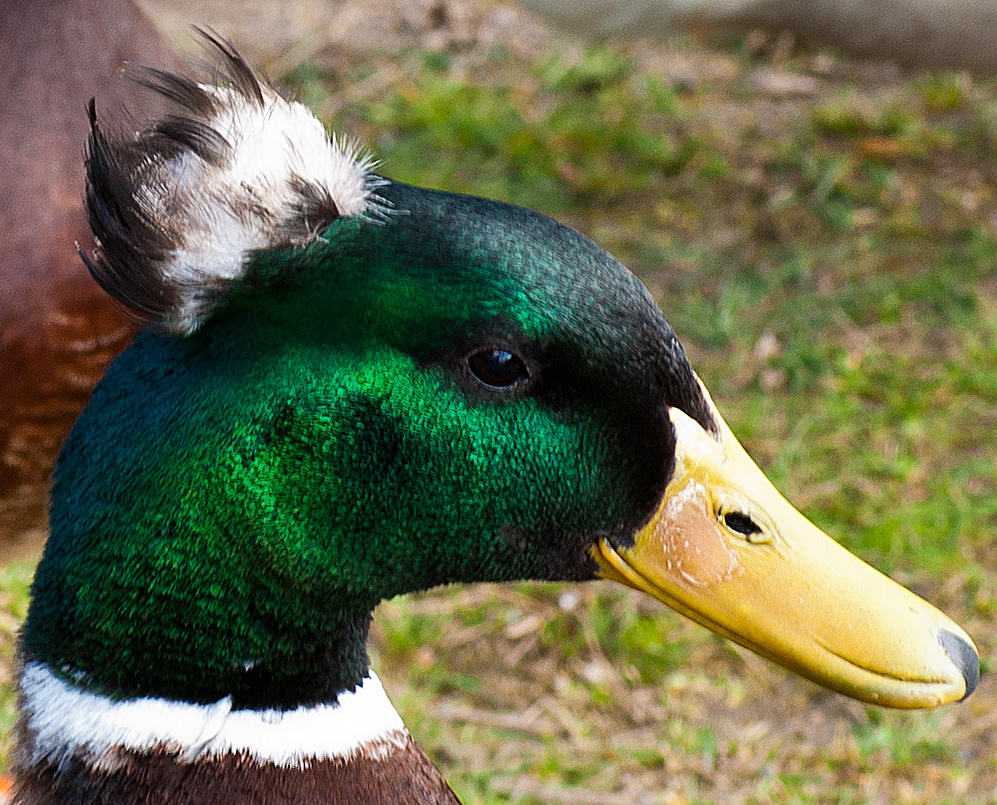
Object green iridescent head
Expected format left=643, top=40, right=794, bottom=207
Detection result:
left=27, top=158, right=711, bottom=709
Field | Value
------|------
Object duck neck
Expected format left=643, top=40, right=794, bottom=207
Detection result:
left=23, top=573, right=380, bottom=710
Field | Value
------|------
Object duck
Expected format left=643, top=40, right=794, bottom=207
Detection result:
left=11, top=35, right=979, bottom=805
left=0, top=0, right=182, bottom=544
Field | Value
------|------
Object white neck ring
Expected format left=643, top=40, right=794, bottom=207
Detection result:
left=20, top=661, right=408, bottom=772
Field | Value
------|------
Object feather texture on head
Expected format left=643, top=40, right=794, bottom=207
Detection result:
left=82, top=32, right=384, bottom=335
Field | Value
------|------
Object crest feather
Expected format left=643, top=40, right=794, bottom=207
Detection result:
left=83, top=32, right=382, bottom=335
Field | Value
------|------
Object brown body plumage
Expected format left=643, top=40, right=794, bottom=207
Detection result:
left=0, top=0, right=181, bottom=543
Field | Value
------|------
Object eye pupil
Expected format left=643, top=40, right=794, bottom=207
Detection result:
left=467, top=348, right=530, bottom=390
left=723, top=512, right=761, bottom=536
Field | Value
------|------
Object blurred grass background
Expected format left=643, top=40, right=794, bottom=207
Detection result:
left=2, top=8, right=995, bottom=804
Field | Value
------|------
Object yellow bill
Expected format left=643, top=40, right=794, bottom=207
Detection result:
left=594, top=379, right=978, bottom=708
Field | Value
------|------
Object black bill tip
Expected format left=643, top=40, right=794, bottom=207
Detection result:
left=938, top=628, right=980, bottom=701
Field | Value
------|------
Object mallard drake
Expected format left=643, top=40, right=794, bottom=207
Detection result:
left=13, top=36, right=978, bottom=804
left=0, top=0, right=180, bottom=540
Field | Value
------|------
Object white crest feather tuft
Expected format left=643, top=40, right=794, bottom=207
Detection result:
left=83, top=33, right=386, bottom=335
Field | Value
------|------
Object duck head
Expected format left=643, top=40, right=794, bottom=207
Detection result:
left=23, top=38, right=977, bottom=723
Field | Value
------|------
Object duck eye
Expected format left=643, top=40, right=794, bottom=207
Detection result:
left=722, top=511, right=762, bottom=537
left=466, top=348, right=530, bottom=391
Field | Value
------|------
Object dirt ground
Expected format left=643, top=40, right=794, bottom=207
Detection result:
left=138, top=0, right=555, bottom=70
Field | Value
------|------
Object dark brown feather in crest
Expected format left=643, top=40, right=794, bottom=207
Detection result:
left=194, top=27, right=265, bottom=108
left=82, top=97, right=182, bottom=328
